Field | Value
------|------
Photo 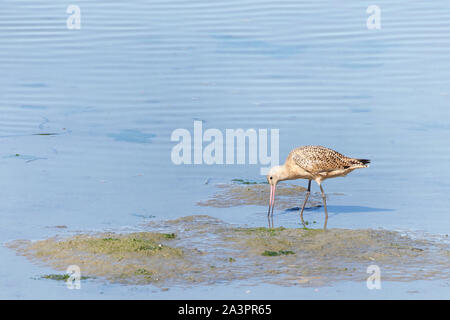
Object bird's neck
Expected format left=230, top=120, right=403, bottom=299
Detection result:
left=276, top=164, right=291, bottom=182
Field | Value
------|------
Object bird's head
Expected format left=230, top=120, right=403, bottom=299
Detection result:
left=267, top=165, right=284, bottom=186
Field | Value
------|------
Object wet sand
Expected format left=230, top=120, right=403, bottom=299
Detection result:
left=8, top=215, right=450, bottom=287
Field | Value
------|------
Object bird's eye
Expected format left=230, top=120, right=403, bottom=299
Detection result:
left=270, top=177, right=273, bottom=180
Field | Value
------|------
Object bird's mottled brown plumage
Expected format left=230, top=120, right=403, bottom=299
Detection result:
left=289, top=145, right=369, bottom=174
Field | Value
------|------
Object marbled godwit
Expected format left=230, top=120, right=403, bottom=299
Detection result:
left=267, top=146, right=370, bottom=229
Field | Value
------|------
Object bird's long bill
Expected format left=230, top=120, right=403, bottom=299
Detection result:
left=267, top=184, right=276, bottom=216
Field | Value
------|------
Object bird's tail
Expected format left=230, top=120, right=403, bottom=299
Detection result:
left=353, top=159, right=370, bottom=168
left=347, top=158, right=370, bottom=169
left=357, top=159, right=370, bottom=165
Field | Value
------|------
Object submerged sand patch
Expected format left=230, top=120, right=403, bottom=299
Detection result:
left=197, top=182, right=322, bottom=210
left=7, top=215, right=450, bottom=287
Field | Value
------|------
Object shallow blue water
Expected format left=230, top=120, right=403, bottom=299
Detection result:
left=0, top=0, right=449, bottom=299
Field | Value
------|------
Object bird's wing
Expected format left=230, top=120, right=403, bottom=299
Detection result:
left=291, top=146, right=354, bottom=174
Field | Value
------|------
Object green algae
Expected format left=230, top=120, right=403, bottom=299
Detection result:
left=234, top=227, right=286, bottom=236
left=42, top=274, right=70, bottom=281
left=33, top=133, right=60, bottom=136
left=8, top=215, right=450, bottom=287
left=262, top=250, right=295, bottom=256
left=231, top=179, right=266, bottom=185
left=41, top=274, right=90, bottom=281
left=60, top=232, right=182, bottom=258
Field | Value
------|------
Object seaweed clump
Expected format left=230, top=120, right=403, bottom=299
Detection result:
left=7, top=216, right=450, bottom=287
left=8, top=232, right=193, bottom=285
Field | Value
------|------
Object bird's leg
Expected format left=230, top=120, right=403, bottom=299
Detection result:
left=299, top=180, right=311, bottom=228
left=319, top=184, right=328, bottom=230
